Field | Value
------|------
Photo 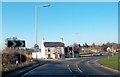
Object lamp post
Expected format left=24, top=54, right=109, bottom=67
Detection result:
left=107, top=47, right=110, bottom=61
left=34, top=4, right=50, bottom=60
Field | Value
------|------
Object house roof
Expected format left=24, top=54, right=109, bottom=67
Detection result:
left=44, top=42, right=64, bottom=47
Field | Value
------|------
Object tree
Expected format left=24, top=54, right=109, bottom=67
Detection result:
left=25, top=48, right=33, bottom=54
left=69, top=47, right=73, bottom=51
left=85, top=43, right=89, bottom=48
left=92, top=43, right=95, bottom=48
left=83, top=44, right=85, bottom=47
left=106, top=42, right=112, bottom=47
left=101, top=44, right=108, bottom=51
left=78, top=44, right=81, bottom=47
left=72, top=43, right=80, bottom=53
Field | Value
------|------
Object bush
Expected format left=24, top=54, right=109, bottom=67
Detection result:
left=2, top=52, right=27, bottom=66
left=15, top=53, right=27, bottom=63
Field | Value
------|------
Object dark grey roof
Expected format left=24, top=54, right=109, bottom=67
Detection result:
left=44, top=42, right=64, bottom=47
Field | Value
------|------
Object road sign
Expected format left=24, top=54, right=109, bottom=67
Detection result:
left=34, top=44, right=39, bottom=49
left=7, top=40, right=25, bottom=47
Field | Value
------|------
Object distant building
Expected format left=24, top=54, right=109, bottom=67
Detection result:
left=40, top=38, right=65, bottom=59
left=64, top=46, right=80, bottom=58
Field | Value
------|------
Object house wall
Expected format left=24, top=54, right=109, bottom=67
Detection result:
left=41, top=43, right=46, bottom=59
left=45, top=47, right=64, bottom=59
left=32, top=52, right=37, bottom=59
left=32, top=52, right=42, bottom=59
left=40, top=38, right=65, bottom=59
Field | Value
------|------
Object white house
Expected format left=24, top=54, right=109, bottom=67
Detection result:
left=41, top=38, right=65, bottom=59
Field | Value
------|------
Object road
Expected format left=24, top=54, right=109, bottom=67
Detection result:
left=21, top=56, right=119, bottom=77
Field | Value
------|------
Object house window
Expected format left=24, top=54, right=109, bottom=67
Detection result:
left=48, top=48, right=50, bottom=52
left=48, top=54, right=51, bottom=58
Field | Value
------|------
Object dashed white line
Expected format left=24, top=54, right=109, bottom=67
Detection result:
left=67, top=65, right=77, bottom=77
left=76, top=65, right=83, bottom=73
left=67, top=65, right=72, bottom=73
left=78, top=68, right=83, bottom=73
left=76, top=65, right=89, bottom=77
left=86, top=75, right=89, bottom=77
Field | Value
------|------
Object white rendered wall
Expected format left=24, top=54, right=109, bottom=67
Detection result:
left=32, top=52, right=37, bottom=59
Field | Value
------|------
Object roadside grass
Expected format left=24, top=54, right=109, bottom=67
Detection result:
left=2, top=61, right=38, bottom=72
left=97, top=56, right=120, bottom=70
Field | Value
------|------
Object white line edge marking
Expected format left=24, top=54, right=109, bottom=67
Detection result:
left=21, top=64, right=40, bottom=77
left=21, top=63, right=47, bottom=77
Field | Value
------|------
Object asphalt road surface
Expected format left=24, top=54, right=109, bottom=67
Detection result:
left=21, top=56, right=119, bottom=77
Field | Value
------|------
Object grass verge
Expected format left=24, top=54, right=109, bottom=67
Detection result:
left=97, top=56, right=120, bottom=71
left=2, top=61, right=38, bottom=73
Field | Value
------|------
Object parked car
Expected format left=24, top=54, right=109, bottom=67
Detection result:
left=92, top=52, right=102, bottom=56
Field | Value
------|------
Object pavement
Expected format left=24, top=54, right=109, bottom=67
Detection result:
left=2, top=56, right=120, bottom=77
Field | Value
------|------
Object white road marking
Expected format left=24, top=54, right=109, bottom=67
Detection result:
left=67, top=65, right=77, bottom=77
left=78, top=68, right=83, bottom=73
left=67, top=65, right=72, bottom=73
left=76, top=65, right=83, bottom=73
left=86, top=61, right=90, bottom=65
left=74, top=75, right=77, bottom=77
left=76, top=64, right=88, bottom=77
left=86, top=75, right=89, bottom=77
left=21, top=63, right=47, bottom=77
left=21, top=67, right=36, bottom=77
left=81, top=60, right=84, bottom=61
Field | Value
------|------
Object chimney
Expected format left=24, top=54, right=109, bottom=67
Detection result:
left=60, top=37, right=63, bottom=43
left=42, top=37, right=45, bottom=44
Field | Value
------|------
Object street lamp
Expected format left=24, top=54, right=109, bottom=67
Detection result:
left=34, top=4, right=51, bottom=47
left=34, top=4, right=50, bottom=60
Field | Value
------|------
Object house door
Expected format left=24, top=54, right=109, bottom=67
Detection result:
left=55, top=54, right=57, bottom=59
left=48, top=54, right=51, bottom=58
left=59, top=54, right=62, bottom=58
